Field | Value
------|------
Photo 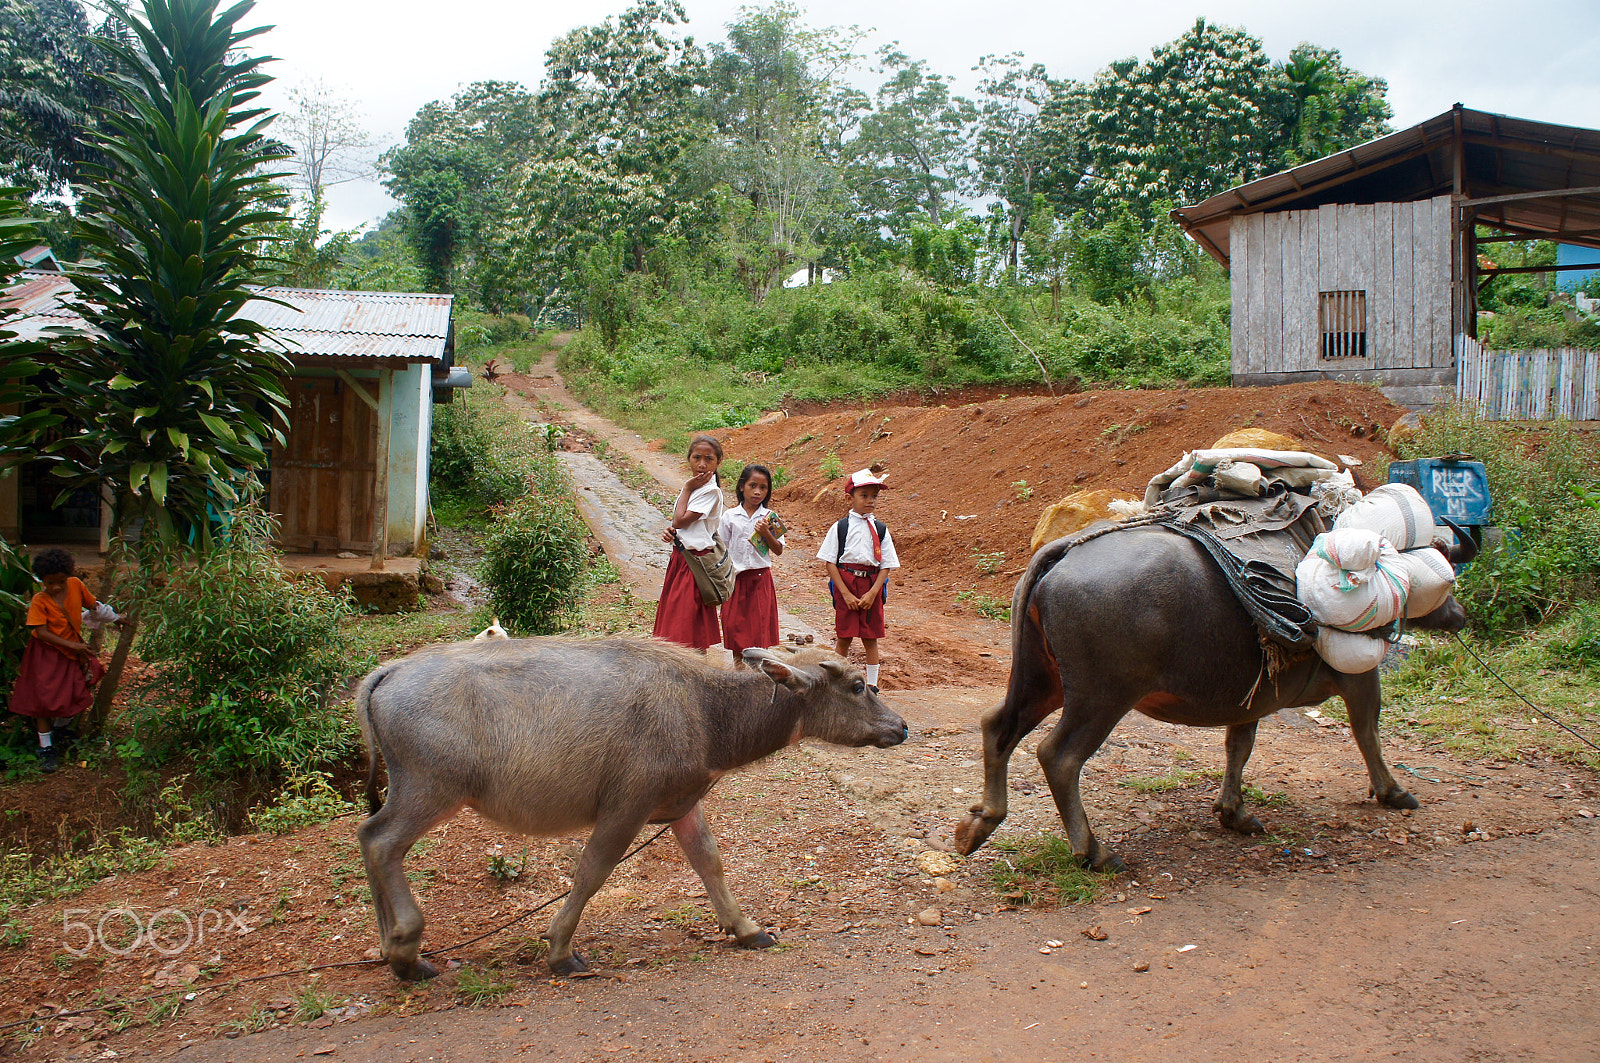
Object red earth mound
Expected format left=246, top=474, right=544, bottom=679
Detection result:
left=722, top=382, right=1407, bottom=618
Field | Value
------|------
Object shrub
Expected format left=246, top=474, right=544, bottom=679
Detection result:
left=131, top=507, right=360, bottom=783
left=1398, top=407, right=1600, bottom=633
left=430, top=396, right=535, bottom=514
left=480, top=469, right=591, bottom=635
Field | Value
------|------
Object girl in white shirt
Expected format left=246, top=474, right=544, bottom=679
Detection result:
left=719, top=464, right=786, bottom=663
left=652, top=434, right=726, bottom=650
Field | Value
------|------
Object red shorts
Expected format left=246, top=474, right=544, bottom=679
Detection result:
left=652, top=549, right=721, bottom=650
left=831, top=566, right=886, bottom=640
left=722, top=568, right=780, bottom=653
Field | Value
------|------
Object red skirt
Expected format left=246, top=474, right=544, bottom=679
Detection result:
left=832, top=567, right=887, bottom=640
left=9, top=639, right=104, bottom=720
left=653, top=548, right=722, bottom=651
left=722, top=568, right=780, bottom=653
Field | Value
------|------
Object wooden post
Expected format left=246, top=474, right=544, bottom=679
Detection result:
left=371, top=368, right=391, bottom=570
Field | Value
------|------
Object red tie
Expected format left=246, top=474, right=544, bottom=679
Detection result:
left=864, top=517, right=882, bottom=564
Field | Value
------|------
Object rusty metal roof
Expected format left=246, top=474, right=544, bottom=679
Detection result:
left=0, top=277, right=453, bottom=362
left=1173, top=105, right=1600, bottom=268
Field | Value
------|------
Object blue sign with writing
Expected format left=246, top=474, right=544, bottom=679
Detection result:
left=1387, top=459, right=1493, bottom=527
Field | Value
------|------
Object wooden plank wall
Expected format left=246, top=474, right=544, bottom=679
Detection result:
left=1456, top=333, right=1600, bottom=420
left=1229, top=195, right=1453, bottom=376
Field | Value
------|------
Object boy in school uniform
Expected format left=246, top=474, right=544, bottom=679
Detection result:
left=816, top=468, right=900, bottom=693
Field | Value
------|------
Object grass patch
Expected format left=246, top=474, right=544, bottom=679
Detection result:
left=955, top=589, right=1011, bottom=622
left=344, top=609, right=483, bottom=663
left=988, top=834, right=1118, bottom=906
left=1380, top=627, right=1600, bottom=768
left=1242, top=784, right=1291, bottom=808
left=456, top=964, right=517, bottom=1006
left=293, top=981, right=341, bottom=1022
left=1118, top=769, right=1208, bottom=793
left=0, top=831, right=168, bottom=908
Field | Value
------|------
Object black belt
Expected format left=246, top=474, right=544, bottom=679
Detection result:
left=840, top=565, right=880, bottom=576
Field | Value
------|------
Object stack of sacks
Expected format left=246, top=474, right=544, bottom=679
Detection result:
left=1144, top=448, right=1348, bottom=508
left=1296, top=483, right=1458, bottom=673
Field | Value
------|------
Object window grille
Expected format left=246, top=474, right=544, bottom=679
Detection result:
left=1319, top=290, right=1367, bottom=359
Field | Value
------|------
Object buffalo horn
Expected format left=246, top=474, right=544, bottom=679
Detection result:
left=1439, top=517, right=1479, bottom=565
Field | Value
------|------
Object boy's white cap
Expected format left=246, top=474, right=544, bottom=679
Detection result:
left=843, top=468, right=889, bottom=493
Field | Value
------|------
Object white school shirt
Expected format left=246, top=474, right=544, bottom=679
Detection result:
left=814, top=509, right=900, bottom=570
left=720, top=505, right=786, bottom=574
left=676, top=480, right=726, bottom=551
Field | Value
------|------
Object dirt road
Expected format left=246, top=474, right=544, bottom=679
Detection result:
left=161, top=693, right=1600, bottom=1063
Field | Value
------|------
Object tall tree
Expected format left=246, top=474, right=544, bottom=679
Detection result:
left=1280, top=43, right=1391, bottom=164
left=1081, top=19, right=1291, bottom=215
left=382, top=80, right=537, bottom=297
left=278, top=77, right=372, bottom=199
left=52, top=0, right=292, bottom=548
left=968, top=53, right=1059, bottom=270
left=704, top=2, right=862, bottom=301
left=845, top=46, right=974, bottom=237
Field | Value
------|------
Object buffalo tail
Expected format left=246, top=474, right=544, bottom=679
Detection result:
left=354, top=663, right=395, bottom=815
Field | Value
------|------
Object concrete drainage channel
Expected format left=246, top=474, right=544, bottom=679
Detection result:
left=546, top=427, right=821, bottom=653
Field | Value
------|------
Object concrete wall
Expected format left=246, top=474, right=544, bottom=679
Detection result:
left=1229, top=194, right=1454, bottom=393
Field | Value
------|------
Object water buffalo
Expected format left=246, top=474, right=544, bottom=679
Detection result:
left=356, top=639, right=907, bottom=980
left=954, top=524, right=1475, bottom=871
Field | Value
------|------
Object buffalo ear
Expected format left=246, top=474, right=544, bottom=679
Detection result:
left=746, top=650, right=803, bottom=688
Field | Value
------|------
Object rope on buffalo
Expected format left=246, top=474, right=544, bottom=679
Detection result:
left=1452, top=631, right=1600, bottom=753
left=0, top=824, right=672, bottom=1035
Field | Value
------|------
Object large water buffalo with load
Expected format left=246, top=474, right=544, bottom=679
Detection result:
left=954, top=522, right=1476, bottom=872
left=356, top=639, right=908, bottom=979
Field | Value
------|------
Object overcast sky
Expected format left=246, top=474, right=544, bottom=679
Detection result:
left=247, top=0, right=1600, bottom=231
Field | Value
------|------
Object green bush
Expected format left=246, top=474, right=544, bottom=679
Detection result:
left=480, top=469, right=591, bottom=635
left=430, top=395, right=549, bottom=516
left=1398, top=407, right=1600, bottom=633
left=131, top=508, right=360, bottom=783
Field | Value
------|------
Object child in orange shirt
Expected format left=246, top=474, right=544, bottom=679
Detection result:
left=9, top=549, right=124, bottom=772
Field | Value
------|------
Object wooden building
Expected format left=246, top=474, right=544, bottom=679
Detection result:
left=0, top=277, right=466, bottom=559
left=1173, top=105, right=1600, bottom=414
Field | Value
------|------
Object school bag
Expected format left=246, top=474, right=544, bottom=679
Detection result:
left=672, top=529, right=735, bottom=606
left=827, top=516, right=889, bottom=605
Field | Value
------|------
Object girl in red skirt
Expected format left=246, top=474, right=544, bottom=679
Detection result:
left=652, top=435, right=726, bottom=651
left=719, top=464, right=785, bottom=665
left=816, top=469, right=901, bottom=693
left=9, top=548, right=125, bottom=773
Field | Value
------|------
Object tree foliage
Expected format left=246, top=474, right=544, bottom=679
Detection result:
left=50, top=0, right=292, bottom=547
left=0, top=0, right=123, bottom=193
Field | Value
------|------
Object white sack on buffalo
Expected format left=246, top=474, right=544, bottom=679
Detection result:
left=1395, top=547, right=1456, bottom=618
left=1297, top=531, right=1410, bottom=632
left=1314, top=625, right=1390, bottom=674
left=1334, top=482, right=1437, bottom=551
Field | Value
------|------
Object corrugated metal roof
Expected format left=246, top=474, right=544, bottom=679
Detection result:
left=1173, top=106, right=1600, bottom=267
left=0, top=278, right=453, bottom=361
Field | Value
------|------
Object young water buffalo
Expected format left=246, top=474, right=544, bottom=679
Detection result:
left=356, top=639, right=907, bottom=980
left=955, top=526, right=1474, bottom=872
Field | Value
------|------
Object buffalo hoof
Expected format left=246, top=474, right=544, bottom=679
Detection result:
left=1091, top=852, right=1128, bottom=874
left=389, top=956, right=439, bottom=982
left=1215, top=807, right=1266, bottom=835
left=548, top=951, right=591, bottom=977
left=1379, top=788, right=1420, bottom=811
left=736, top=929, right=777, bottom=950
left=954, top=811, right=1001, bottom=856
